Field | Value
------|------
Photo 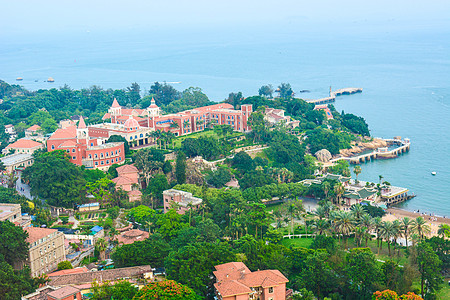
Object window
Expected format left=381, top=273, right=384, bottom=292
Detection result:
left=106, top=152, right=109, bottom=157
left=95, top=162, right=98, bottom=166
left=66, top=150, right=70, bottom=153
left=269, top=287, right=274, bottom=293
left=89, top=154, right=92, bottom=159
left=119, top=157, right=121, bottom=161
left=91, top=143, right=94, bottom=146
left=72, top=149, right=75, bottom=153
left=106, top=160, right=109, bottom=164
left=115, top=150, right=118, bottom=155
left=72, top=156, right=76, bottom=160
left=111, top=151, right=114, bottom=156
left=94, top=154, right=98, bottom=159
left=51, top=145, right=55, bottom=150
left=118, top=149, right=121, bottom=153
left=115, top=158, right=118, bottom=162
left=101, top=153, right=104, bottom=158
left=101, top=161, right=104, bottom=165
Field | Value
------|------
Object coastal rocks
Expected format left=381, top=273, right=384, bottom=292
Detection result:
left=315, top=149, right=332, bottom=162
left=339, top=138, right=388, bottom=157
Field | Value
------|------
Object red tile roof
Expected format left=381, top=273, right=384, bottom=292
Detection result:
left=27, top=125, right=41, bottom=132
left=47, top=286, right=80, bottom=300
left=48, top=265, right=152, bottom=286
left=49, top=126, right=77, bottom=140
left=214, top=262, right=288, bottom=297
left=58, top=140, right=78, bottom=148
left=6, top=138, right=43, bottom=149
left=128, top=190, right=142, bottom=196
left=78, top=116, right=87, bottom=129
left=111, top=98, right=121, bottom=108
left=47, top=267, right=88, bottom=277
left=102, top=113, right=111, bottom=120
left=117, top=164, right=138, bottom=174
left=112, top=176, right=134, bottom=186
left=25, top=227, right=58, bottom=244
left=116, top=229, right=149, bottom=245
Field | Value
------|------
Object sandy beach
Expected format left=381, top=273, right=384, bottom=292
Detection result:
left=384, top=207, right=450, bottom=237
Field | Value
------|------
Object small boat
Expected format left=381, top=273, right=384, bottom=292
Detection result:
left=16, top=77, right=23, bottom=81
left=47, top=77, right=55, bottom=82
left=431, top=171, right=436, bottom=176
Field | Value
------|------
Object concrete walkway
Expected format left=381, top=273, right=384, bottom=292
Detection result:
left=15, top=175, right=34, bottom=200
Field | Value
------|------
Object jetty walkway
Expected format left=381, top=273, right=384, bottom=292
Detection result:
left=331, top=138, right=410, bottom=164
left=305, top=87, right=363, bottom=105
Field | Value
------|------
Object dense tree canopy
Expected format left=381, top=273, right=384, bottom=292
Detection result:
left=22, top=151, right=86, bottom=208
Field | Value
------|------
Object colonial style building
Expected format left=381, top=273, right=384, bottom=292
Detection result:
left=25, top=227, right=66, bottom=277
left=47, top=116, right=125, bottom=170
left=101, top=98, right=252, bottom=142
left=214, top=262, right=290, bottom=300
left=0, top=153, right=35, bottom=173
left=0, top=203, right=32, bottom=227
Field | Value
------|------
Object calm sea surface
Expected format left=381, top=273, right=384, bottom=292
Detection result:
left=1, top=27, right=449, bottom=215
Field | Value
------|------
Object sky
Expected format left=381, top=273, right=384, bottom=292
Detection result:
left=1, top=0, right=449, bottom=36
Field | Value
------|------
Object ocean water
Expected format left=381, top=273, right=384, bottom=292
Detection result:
left=0, top=27, right=449, bottom=215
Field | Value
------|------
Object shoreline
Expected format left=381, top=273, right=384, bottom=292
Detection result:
left=386, top=207, right=450, bottom=226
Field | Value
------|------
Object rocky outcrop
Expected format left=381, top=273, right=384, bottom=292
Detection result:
left=339, top=138, right=388, bottom=157
left=315, top=149, right=332, bottom=162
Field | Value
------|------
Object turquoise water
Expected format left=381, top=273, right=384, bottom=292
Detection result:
left=1, top=27, right=449, bottom=215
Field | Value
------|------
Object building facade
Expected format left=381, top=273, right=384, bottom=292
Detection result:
left=102, top=98, right=252, bottom=141
left=47, top=116, right=125, bottom=170
left=162, top=189, right=203, bottom=214
left=214, top=262, right=289, bottom=300
left=3, top=138, right=44, bottom=155
left=25, top=227, right=66, bottom=277
left=0, top=153, right=35, bottom=173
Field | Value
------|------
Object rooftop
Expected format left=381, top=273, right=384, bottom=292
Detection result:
left=0, top=153, right=33, bottom=166
left=87, top=142, right=123, bottom=150
left=116, top=164, right=138, bottom=174
left=48, top=265, right=152, bottom=286
left=163, top=189, right=203, bottom=207
left=6, top=138, right=43, bottom=149
left=47, top=285, right=80, bottom=300
left=0, top=203, right=20, bottom=220
left=117, top=229, right=149, bottom=245
left=25, top=227, right=58, bottom=244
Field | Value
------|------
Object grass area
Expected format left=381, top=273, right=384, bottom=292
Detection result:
left=281, top=237, right=313, bottom=248
left=437, top=281, right=450, bottom=299
left=172, top=129, right=243, bottom=149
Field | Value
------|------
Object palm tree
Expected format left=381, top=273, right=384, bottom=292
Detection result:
left=400, top=217, right=413, bottom=247
left=373, top=217, right=383, bottom=252
left=411, top=217, right=430, bottom=240
left=350, top=204, right=365, bottom=224
left=379, top=221, right=393, bottom=256
left=322, top=181, right=331, bottom=201
left=334, top=211, right=355, bottom=247
left=170, top=121, right=179, bottom=130
left=359, top=214, right=373, bottom=247
left=314, top=206, right=328, bottom=220
left=437, top=224, right=449, bottom=238
left=95, top=238, right=108, bottom=261
left=312, top=218, right=330, bottom=235
left=353, top=166, right=362, bottom=184
left=195, top=119, right=204, bottom=131
left=333, top=182, right=345, bottom=206
left=354, top=226, right=368, bottom=247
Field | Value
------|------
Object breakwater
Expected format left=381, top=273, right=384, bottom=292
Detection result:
left=305, top=87, right=363, bottom=105
left=331, top=138, right=410, bottom=164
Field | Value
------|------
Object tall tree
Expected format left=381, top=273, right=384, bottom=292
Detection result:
left=258, top=84, right=274, bottom=98
left=416, top=242, right=443, bottom=298
left=277, top=83, right=293, bottom=99
left=21, top=150, right=86, bottom=208
left=133, top=280, right=200, bottom=300
left=0, top=221, right=29, bottom=266
left=175, top=151, right=187, bottom=184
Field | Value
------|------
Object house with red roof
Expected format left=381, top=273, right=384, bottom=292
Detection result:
left=314, top=104, right=334, bottom=120
left=25, top=124, right=42, bottom=138
left=214, top=262, right=290, bottom=300
left=112, top=164, right=142, bottom=202
left=2, top=138, right=44, bottom=155
left=24, top=227, right=66, bottom=277
left=100, top=98, right=252, bottom=145
left=47, top=116, right=125, bottom=170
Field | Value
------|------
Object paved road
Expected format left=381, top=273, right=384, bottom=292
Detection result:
left=15, top=175, right=34, bottom=200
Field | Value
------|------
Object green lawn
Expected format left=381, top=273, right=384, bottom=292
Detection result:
left=171, top=129, right=242, bottom=149
left=437, top=282, right=450, bottom=299
left=281, top=237, right=313, bottom=248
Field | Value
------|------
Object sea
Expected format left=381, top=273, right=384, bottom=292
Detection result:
left=1, top=24, right=449, bottom=216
